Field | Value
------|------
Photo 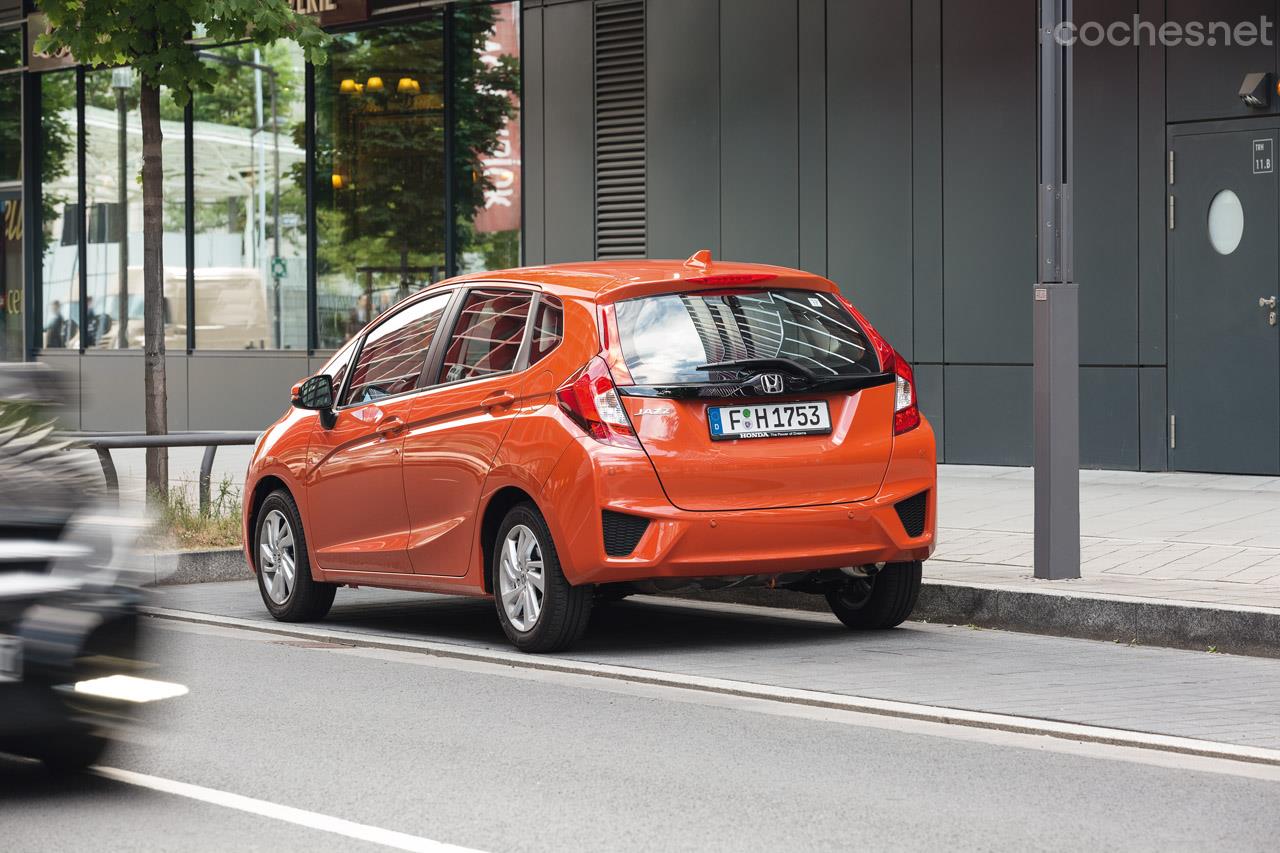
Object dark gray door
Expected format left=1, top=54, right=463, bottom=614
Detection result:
left=1170, top=129, right=1280, bottom=474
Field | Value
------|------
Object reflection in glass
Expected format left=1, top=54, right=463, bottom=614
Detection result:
left=454, top=3, right=522, bottom=275
left=1, top=194, right=21, bottom=360
left=0, top=77, right=19, bottom=182
left=194, top=43, right=307, bottom=350
left=316, top=18, right=448, bottom=349
left=81, top=69, right=186, bottom=350
left=39, top=72, right=78, bottom=350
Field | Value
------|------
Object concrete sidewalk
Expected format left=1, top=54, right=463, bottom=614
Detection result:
left=932, top=466, right=1280, bottom=611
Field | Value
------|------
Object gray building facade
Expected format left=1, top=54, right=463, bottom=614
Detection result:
left=522, top=0, right=1280, bottom=474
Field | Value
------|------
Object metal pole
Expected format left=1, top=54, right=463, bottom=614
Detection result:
left=1034, top=0, right=1081, bottom=580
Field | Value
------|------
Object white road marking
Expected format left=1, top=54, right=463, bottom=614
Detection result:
left=146, top=605, right=1280, bottom=773
left=94, top=766, right=485, bottom=853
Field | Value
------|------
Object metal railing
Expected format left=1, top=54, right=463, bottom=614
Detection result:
left=71, top=432, right=262, bottom=513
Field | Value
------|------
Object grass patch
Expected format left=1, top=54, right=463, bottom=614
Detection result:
left=142, top=476, right=244, bottom=551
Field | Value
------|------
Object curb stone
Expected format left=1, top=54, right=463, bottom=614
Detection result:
left=152, top=548, right=1280, bottom=659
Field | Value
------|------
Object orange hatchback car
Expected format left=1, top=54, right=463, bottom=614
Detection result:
left=244, top=253, right=936, bottom=651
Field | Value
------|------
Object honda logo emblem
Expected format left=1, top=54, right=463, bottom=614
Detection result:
left=759, top=373, right=785, bottom=394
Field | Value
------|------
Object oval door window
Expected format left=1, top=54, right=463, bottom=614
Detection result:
left=1207, top=189, right=1245, bottom=255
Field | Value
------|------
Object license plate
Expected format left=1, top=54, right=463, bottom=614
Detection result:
left=0, top=634, right=21, bottom=683
left=708, top=401, right=832, bottom=440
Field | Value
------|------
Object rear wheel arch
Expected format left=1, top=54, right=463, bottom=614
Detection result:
left=479, top=486, right=540, bottom=594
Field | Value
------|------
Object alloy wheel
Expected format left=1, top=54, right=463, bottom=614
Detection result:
left=498, top=523, right=545, bottom=632
left=260, top=508, right=297, bottom=605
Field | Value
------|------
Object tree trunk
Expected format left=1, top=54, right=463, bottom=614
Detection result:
left=140, top=80, right=168, bottom=500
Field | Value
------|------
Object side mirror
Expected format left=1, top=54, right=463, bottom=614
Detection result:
left=291, top=374, right=334, bottom=411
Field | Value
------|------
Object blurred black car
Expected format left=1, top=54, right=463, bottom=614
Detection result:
left=0, top=364, right=180, bottom=772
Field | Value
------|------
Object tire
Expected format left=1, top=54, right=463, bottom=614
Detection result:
left=254, top=489, right=336, bottom=622
left=492, top=502, right=593, bottom=652
left=29, top=731, right=108, bottom=774
left=825, top=561, right=922, bottom=630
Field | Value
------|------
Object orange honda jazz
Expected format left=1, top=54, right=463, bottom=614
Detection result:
left=244, top=252, right=936, bottom=651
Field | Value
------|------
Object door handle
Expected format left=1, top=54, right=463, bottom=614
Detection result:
left=481, top=391, right=516, bottom=410
left=1261, top=296, right=1278, bottom=309
left=376, top=415, right=406, bottom=436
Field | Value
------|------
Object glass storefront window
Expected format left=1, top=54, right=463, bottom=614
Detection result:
left=39, top=71, right=78, bottom=350
left=79, top=69, right=186, bottom=350
left=1, top=192, right=21, bottom=361
left=25, top=9, right=525, bottom=357
left=315, top=17, right=447, bottom=349
left=454, top=3, right=522, bottom=275
left=193, top=42, right=307, bottom=350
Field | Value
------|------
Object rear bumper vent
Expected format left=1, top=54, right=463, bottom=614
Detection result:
left=602, top=510, right=650, bottom=557
left=894, top=491, right=929, bottom=538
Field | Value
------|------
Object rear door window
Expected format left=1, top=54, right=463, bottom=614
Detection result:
left=343, top=292, right=452, bottom=405
left=613, top=289, right=879, bottom=385
left=438, top=289, right=534, bottom=383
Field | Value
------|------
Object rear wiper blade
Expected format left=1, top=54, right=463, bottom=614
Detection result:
left=694, top=358, right=820, bottom=379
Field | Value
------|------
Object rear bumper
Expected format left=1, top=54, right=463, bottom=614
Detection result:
left=540, top=419, right=937, bottom=586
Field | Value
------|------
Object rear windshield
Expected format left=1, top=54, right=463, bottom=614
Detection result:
left=614, top=289, right=879, bottom=385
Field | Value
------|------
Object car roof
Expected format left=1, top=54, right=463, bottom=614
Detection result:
left=442, top=252, right=835, bottom=302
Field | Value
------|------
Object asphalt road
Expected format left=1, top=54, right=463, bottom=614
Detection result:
left=4, top=593, right=1280, bottom=852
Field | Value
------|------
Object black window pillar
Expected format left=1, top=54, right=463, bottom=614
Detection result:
left=75, top=67, right=86, bottom=353
left=21, top=69, right=39, bottom=360
left=185, top=99, right=195, bottom=353
left=444, top=5, right=457, bottom=279
left=305, top=60, right=317, bottom=353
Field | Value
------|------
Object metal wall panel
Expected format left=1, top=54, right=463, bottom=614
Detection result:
left=645, top=0, right=720, bottom=259
left=542, top=1, right=596, bottom=263
left=1166, top=0, right=1277, bottom=123
left=827, top=0, right=914, bottom=354
left=1138, top=0, right=1168, bottom=368
left=912, top=0, right=944, bottom=364
left=944, top=365, right=1033, bottom=466
left=913, top=363, right=944, bottom=461
left=78, top=355, right=190, bottom=433
left=187, top=355, right=313, bottom=431
left=942, top=0, right=1036, bottom=365
left=797, top=0, right=827, bottom=276
left=1075, top=0, right=1140, bottom=366
left=1139, top=366, right=1168, bottom=471
left=720, top=0, right=798, bottom=268
left=38, top=352, right=82, bottom=432
left=523, top=5, right=546, bottom=265
left=1081, top=367, right=1139, bottom=470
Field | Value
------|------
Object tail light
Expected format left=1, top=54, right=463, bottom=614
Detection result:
left=834, top=294, right=895, bottom=373
left=833, top=293, right=918, bottom=434
left=556, top=356, right=641, bottom=450
left=893, top=352, right=921, bottom=435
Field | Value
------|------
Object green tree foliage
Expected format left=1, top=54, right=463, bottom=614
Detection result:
left=34, top=2, right=327, bottom=106
left=34, top=0, right=328, bottom=498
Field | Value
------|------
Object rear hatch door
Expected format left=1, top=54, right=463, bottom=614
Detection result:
left=611, top=287, right=895, bottom=511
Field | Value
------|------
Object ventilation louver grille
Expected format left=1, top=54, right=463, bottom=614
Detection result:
left=894, top=492, right=929, bottom=539
left=602, top=510, right=650, bottom=557
left=594, top=0, right=646, bottom=259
